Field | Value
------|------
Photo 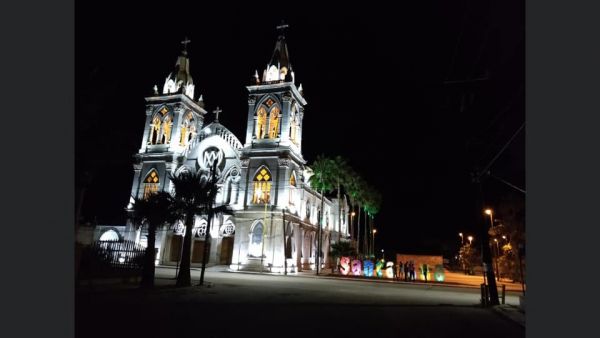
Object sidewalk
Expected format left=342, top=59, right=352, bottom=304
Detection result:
left=492, top=304, right=526, bottom=328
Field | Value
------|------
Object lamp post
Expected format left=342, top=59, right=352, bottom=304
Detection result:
left=494, top=238, right=500, bottom=281
left=351, top=211, right=356, bottom=247
left=372, top=229, right=377, bottom=258
left=467, top=235, right=473, bottom=246
left=484, top=209, right=494, bottom=227
left=381, top=249, right=384, bottom=261
left=458, top=232, right=465, bottom=271
left=485, top=209, right=500, bottom=282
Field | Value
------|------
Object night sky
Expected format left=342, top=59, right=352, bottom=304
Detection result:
left=76, top=1, right=524, bottom=257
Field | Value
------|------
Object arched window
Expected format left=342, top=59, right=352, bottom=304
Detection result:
left=266, top=65, right=279, bottom=82
left=256, top=107, right=267, bottom=140
left=268, top=106, right=280, bottom=139
left=193, top=218, right=207, bottom=238
left=223, top=219, right=235, bottom=236
left=149, top=116, right=161, bottom=145
left=252, top=166, right=272, bottom=204
left=248, top=222, right=264, bottom=257
left=99, top=229, right=120, bottom=242
left=289, top=171, right=297, bottom=206
left=179, top=112, right=195, bottom=146
left=290, top=105, right=299, bottom=144
left=161, top=115, right=173, bottom=144
left=143, top=169, right=160, bottom=199
left=149, top=107, right=173, bottom=145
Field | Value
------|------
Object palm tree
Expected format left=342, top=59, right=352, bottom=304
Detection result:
left=308, top=155, right=335, bottom=274
left=356, top=179, right=369, bottom=257
left=169, top=170, right=214, bottom=287
left=346, top=173, right=363, bottom=256
left=131, top=191, right=178, bottom=288
left=329, top=240, right=357, bottom=273
left=346, top=171, right=363, bottom=252
left=364, top=188, right=382, bottom=257
left=198, top=162, right=233, bottom=286
left=362, top=188, right=372, bottom=257
left=169, top=163, right=232, bottom=287
left=332, top=156, right=349, bottom=243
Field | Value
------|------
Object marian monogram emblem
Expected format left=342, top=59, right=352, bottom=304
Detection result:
left=202, top=147, right=224, bottom=169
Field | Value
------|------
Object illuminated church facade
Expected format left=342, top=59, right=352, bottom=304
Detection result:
left=114, top=29, right=349, bottom=273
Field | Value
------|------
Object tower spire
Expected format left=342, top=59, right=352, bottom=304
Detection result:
left=162, top=38, right=195, bottom=98
left=276, top=20, right=289, bottom=37
left=181, top=36, right=191, bottom=56
left=264, top=22, right=293, bottom=82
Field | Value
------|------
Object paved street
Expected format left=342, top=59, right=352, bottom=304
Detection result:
left=76, top=267, right=525, bottom=338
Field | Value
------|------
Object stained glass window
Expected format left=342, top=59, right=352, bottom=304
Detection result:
left=252, top=167, right=272, bottom=204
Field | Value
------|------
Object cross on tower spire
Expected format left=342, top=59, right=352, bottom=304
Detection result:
left=213, top=106, right=222, bottom=122
left=276, top=20, right=289, bottom=37
left=181, top=37, right=191, bottom=54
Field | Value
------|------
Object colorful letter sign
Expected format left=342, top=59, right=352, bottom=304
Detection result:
left=375, top=259, right=385, bottom=277
left=351, top=259, right=362, bottom=276
left=339, top=257, right=350, bottom=275
left=363, top=260, right=374, bottom=277
left=385, top=261, right=395, bottom=279
left=434, top=264, right=445, bottom=282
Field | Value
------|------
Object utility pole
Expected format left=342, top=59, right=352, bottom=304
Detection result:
left=473, top=176, right=499, bottom=305
left=471, top=122, right=524, bottom=305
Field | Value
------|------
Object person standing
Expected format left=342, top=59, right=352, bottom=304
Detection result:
left=404, top=261, right=410, bottom=281
left=423, top=264, right=429, bottom=282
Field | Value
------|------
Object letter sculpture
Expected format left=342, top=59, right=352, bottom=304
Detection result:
left=434, top=264, right=445, bottom=282
left=363, top=260, right=374, bottom=277
left=339, top=256, right=350, bottom=275
left=375, top=259, right=385, bottom=277
left=385, top=261, right=395, bottom=279
left=351, top=259, right=362, bottom=276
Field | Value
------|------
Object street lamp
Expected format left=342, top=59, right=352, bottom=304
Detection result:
left=485, top=208, right=499, bottom=283
left=381, top=249, right=384, bottom=260
left=484, top=209, right=494, bottom=228
left=351, top=211, right=356, bottom=245
left=459, top=232, right=464, bottom=245
left=493, top=238, right=500, bottom=281
left=467, top=235, right=473, bottom=246
left=372, top=229, right=377, bottom=258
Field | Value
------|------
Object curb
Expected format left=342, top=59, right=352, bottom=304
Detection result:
left=225, top=269, right=507, bottom=292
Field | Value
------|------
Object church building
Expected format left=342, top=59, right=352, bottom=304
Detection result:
left=109, top=26, right=349, bottom=273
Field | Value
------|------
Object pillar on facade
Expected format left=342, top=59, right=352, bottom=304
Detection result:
left=294, top=223, right=302, bottom=271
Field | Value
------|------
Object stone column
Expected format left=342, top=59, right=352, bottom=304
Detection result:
left=294, top=223, right=302, bottom=271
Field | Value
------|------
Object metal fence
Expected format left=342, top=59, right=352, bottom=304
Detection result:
left=78, top=240, right=146, bottom=280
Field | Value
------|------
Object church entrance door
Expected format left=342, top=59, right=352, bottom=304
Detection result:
left=220, top=237, right=234, bottom=265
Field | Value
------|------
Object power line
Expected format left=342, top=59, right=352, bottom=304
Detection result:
left=476, top=122, right=525, bottom=180
left=488, top=172, right=526, bottom=194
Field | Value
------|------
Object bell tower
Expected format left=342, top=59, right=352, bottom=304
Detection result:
left=125, top=38, right=207, bottom=242
left=243, top=22, right=307, bottom=162
left=240, top=23, right=307, bottom=210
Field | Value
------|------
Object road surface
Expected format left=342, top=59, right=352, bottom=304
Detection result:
left=76, top=267, right=525, bottom=338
